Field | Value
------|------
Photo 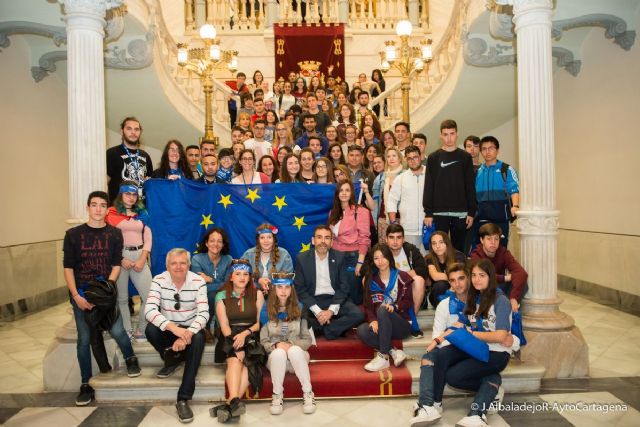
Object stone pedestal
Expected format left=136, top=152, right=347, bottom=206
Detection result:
left=521, top=327, right=589, bottom=378
left=43, top=317, right=119, bottom=391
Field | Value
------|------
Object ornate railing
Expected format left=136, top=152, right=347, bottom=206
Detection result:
left=184, top=0, right=430, bottom=33
left=371, top=0, right=472, bottom=129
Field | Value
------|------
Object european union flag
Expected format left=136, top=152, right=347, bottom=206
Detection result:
left=144, top=179, right=336, bottom=276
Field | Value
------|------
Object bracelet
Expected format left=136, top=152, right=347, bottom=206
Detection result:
left=356, top=261, right=364, bottom=265
left=434, top=337, right=442, bottom=345
left=513, top=205, right=520, bottom=208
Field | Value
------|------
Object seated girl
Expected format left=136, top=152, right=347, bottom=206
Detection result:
left=260, top=273, right=316, bottom=415
left=425, top=231, right=466, bottom=308
left=356, top=244, right=412, bottom=371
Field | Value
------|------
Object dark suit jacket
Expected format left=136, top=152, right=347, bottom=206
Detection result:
left=294, top=249, right=349, bottom=309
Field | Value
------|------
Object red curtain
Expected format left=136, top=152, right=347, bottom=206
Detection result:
left=274, top=24, right=345, bottom=85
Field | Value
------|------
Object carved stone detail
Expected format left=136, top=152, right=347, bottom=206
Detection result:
left=105, top=4, right=127, bottom=42
left=464, top=35, right=581, bottom=75
left=553, top=14, right=636, bottom=51
left=516, top=211, right=560, bottom=236
left=31, top=51, right=68, bottom=82
left=552, top=46, right=581, bottom=76
left=0, top=21, right=67, bottom=50
left=104, top=27, right=155, bottom=69
left=58, top=0, right=124, bottom=15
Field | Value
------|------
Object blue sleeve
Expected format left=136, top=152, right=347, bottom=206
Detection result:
left=494, top=294, right=511, bottom=331
left=190, top=254, right=206, bottom=275
left=241, top=248, right=257, bottom=272
left=279, top=249, right=294, bottom=273
left=506, top=166, right=520, bottom=195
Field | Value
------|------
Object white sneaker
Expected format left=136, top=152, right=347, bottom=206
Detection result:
left=270, top=393, right=284, bottom=415
left=364, top=352, right=390, bottom=372
left=487, top=386, right=504, bottom=414
left=302, top=391, right=316, bottom=414
left=433, top=401, right=443, bottom=414
left=389, top=348, right=407, bottom=367
left=409, top=401, right=442, bottom=427
left=456, top=414, right=489, bottom=427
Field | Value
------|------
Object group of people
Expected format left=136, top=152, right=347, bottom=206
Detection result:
left=80, top=81, right=527, bottom=425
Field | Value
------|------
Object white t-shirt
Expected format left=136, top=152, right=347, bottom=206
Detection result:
left=394, top=250, right=410, bottom=272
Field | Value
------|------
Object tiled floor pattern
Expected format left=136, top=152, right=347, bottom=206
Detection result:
left=1, top=291, right=639, bottom=426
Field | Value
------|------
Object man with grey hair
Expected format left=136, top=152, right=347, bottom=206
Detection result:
left=145, top=248, right=209, bottom=423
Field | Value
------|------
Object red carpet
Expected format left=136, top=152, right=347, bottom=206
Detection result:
left=243, top=333, right=412, bottom=399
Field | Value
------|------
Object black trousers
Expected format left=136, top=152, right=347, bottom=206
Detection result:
left=145, top=324, right=205, bottom=401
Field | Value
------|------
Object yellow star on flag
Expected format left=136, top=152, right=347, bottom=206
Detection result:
left=293, top=216, right=307, bottom=231
left=218, top=194, right=233, bottom=209
left=200, top=214, right=214, bottom=229
left=300, top=242, right=311, bottom=253
left=245, top=188, right=261, bottom=203
left=272, top=195, right=288, bottom=211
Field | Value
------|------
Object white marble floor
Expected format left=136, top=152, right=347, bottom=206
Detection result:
left=1, top=291, right=640, bottom=426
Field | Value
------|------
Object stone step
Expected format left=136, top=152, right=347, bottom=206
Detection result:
left=93, top=355, right=544, bottom=403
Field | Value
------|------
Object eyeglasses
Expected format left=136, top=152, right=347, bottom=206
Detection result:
left=316, top=164, right=327, bottom=169
left=174, top=293, right=180, bottom=310
left=406, top=155, right=421, bottom=161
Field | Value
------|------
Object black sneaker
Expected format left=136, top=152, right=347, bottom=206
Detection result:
left=75, top=383, right=95, bottom=406
left=125, top=356, right=142, bottom=378
left=411, top=329, right=424, bottom=339
left=156, top=364, right=179, bottom=378
left=176, top=399, right=194, bottom=423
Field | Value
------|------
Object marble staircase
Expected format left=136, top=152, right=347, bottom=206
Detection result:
left=89, top=310, right=545, bottom=403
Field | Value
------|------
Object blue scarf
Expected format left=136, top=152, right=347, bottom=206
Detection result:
left=216, top=166, right=234, bottom=183
left=445, top=290, right=469, bottom=325
left=369, top=269, right=399, bottom=307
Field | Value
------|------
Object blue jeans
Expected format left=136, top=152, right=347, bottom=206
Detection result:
left=418, top=345, right=509, bottom=415
left=72, top=300, right=135, bottom=384
left=342, top=250, right=362, bottom=305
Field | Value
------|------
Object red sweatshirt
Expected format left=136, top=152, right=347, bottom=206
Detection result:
left=470, top=244, right=528, bottom=301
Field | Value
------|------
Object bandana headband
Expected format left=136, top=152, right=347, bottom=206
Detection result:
left=231, top=262, right=252, bottom=273
left=271, top=278, right=293, bottom=286
left=257, top=225, right=279, bottom=235
left=119, top=184, right=139, bottom=194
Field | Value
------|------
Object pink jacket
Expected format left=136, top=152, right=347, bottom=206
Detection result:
left=330, top=205, right=371, bottom=256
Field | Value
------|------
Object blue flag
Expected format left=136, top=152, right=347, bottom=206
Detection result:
left=144, top=179, right=337, bottom=276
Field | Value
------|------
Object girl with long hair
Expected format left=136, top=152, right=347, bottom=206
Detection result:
left=371, top=153, right=385, bottom=177
left=381, top=130, right=397, bottom=150
left=328, top=141, right=346, bottom=167
left=313, top=157, right=335, bottom=183
left=213, top=259, right=265, bottom=423
left=264, top=109, right=278, bottom=143
left=357, top=244, right=412, bottom=371
left=371, top=69, right=386, bottom=117
left=325, top=125, right=339, bottom=146
left=257, top=155, right=279, bottom=183
left=372, top=146, right=404, bottom=243
left=334, top=103, right=357, bottom=142
left=260, top=273, right=316, bottom=415
left=151, top=140, right=192, bottom=180
left=426, top=231, right=466, bottom=308
left=333, top=164, right=350, bottom=183
left=272, top=122, right=294, bottom=159
left=328, top=181, right=371, bottom=304
left=277, top=153, right=304, bottom=183
left=364, top=142, right=383, bottom=172
left=276, top=81, right=296, bottom=119
left=293, top=77, right=307, bottom=104
left=321, top=98, right=335, bottom=121
left=276, top=145, right=293, bottom=167
left=106, top=181, right=152, bottom=341
left=240, top=224, right=294, bottom=294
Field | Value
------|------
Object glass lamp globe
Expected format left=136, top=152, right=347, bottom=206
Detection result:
left=396, top=20, right=413, bottom=37
left=199, top=24, right=217, bottom=40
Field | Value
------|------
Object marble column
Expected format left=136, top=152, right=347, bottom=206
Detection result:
left=59, top=0, right=122, bottom=223
left=510, top=0, right=588, bottom=377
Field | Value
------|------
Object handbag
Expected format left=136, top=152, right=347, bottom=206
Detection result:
left=445, top=327, right=490, bottom=362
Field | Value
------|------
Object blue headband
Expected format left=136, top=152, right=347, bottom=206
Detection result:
left=257, top=225, right=278, bottom=235
left=272, top=278, right=293, bottom=286
left=231, top=263, right=252, bottom=273
left=119, top=184, right=139, bottom=194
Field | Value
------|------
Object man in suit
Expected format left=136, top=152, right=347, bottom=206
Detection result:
left=295, top=225, right=364, bottom=340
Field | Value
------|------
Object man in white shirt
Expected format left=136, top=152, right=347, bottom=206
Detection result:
left=145, top=248, right=209, bottom=423
left=243, top=119, right=272, bottom=160
left=294, top=225, right=364, bottom=340
left=387, top=145, right=428, bottom=255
